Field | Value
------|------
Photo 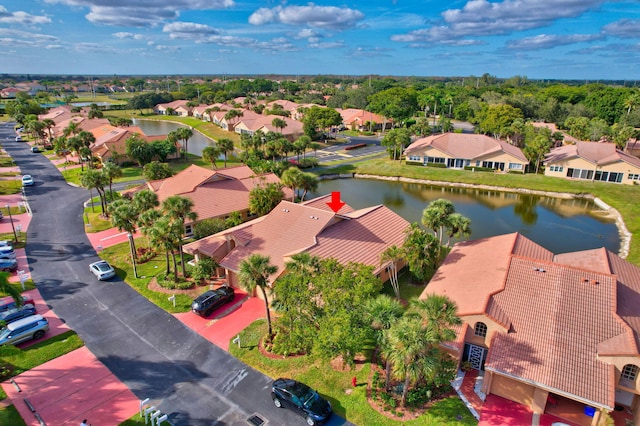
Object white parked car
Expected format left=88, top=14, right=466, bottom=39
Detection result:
left=21, top=175, right=34, bottom=186
left=89, top=260, right=116, bottom=280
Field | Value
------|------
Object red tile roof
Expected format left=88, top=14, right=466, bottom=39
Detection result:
left=545, top=141, right=640, bottom=168
left=405, top=132, right=529, bottom=163
left=423, top=232, right=640, bottom=409
left=184, top=195, right=409, bottom=282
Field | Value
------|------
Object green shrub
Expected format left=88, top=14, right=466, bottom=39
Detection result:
left=463, top=166, right=493, bottom=172
left=191, top=257, right=218, bottom=282
left=298, top=158, right=319, bottom=169
left=193, top=218, right=226, bottom=239
left=157, top=273, right=193, bottom=290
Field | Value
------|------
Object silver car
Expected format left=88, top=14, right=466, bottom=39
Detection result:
left=89, top=260, right=116, bottom=280
left=0, top=314, right=49, bottom=346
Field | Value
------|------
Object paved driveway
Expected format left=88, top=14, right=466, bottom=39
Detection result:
left=0, top=123, right=351, bottom=426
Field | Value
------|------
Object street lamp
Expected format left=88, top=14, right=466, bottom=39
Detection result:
left=6, top=204, right=17, bottom=243
left=127, top=233, right=139, bottom=278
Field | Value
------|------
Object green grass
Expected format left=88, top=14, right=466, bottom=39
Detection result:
left=0, top=205, right=25, bottom=217
left=0, top=157, right=15, bottom=168
left=230, top=320, right=477, bottom=426
left=0, top=331, right=84, bottom=378
left=0, top=231, right=27, bottom=250
left=99, top=239, right=196, bottom=313
left=0, top=404, right=25, bottom=426
left=61, top=167, right=83, bottom=186
left=83, top=208, right=114, bottom=233
left=0, top=180, right=21, bottom=195
left=381, top=271, right=427, bottom=301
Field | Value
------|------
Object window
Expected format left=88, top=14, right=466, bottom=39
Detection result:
left=621, top=364, right=639, bottom=382
left=549, top=165, right=564, bottom=172
left=628, top=174, right=640, bottom=181
left=184, top=224, right=193, bottom=236
left=474, top=322, right=487, bottom=338
left=509, top=163, right=523, bottom=170
left=408, top=155, right=421, bottom=162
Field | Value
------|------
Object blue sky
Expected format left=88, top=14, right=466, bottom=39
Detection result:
left=1, top=1, right=639, bottom=80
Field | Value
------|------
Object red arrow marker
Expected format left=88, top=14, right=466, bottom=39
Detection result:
left=326, top=191, right=346, bottom=213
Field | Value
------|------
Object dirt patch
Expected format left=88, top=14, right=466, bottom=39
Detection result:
left=330, top=354, right=367, bottom=372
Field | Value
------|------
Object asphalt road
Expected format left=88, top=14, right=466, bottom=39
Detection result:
left=0, top=122, right=351, bottom=426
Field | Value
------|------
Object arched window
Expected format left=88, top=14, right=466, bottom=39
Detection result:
left=621, top=364, right=639, bottom=384
left=474, top=322, right=487, bottom=338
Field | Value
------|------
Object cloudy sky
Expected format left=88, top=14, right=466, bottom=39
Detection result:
left=1, top=1, right=639, bottom=80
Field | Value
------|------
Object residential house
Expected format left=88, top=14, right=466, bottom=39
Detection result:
left=404, top=133, right=529, bottom=173
left=154, top=100, right=189, bottom=115
left=183, top=195, right=410, bottom=295
left=544, top=141, right=640, bottom=184
left=531, top=122, right=580, bottom=146
left=234, top=114, right=303, bottom=141
left=126, top=164, right=292, bottom=236
left=422, top=232, right=640, bottom=425
left=0, top=87, right=25, bottom=98
left=336, top=108, right=392, bottom=132
left=89, top=125, right=168, bottom=164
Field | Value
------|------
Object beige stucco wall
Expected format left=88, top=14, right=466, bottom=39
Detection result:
left=461, top=314, right=508, bottom=349
left=545, top=157, right=640, bottom=185
left=488, top=372, right=535, bottom=406
left=407, top=147, right=527, bottom=171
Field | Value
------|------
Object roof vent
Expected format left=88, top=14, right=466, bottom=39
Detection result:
left=282, top=209, right=289, bottom=212
left=582, top=277, right=589, bottom=283
left=591, top=280, right=599, bottom=286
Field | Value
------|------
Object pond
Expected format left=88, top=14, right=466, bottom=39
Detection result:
left=309, top=178, right=620, bottom=255
left=132, top=119, right=215, bottom=157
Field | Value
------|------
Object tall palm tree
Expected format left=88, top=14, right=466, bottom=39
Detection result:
left=109, top=199, right=139, bottom=260
left=366, top=295, right=405, bottom=388
left=176, top=127, right=194, bottom=160
left=380, top=245, right=405, bottom=299
left=202, top=145, right=221, bottom=170
left=216, top=138, right=234, bottom=167
left=42, top=118, right=56, bottom=142
left=280, top=167, right=303, bottom=200
left=298, top=172, right=318, bottom=202
left=445, top=213, right=471, bottom=248
left=132, top=189, right=159, bottom=215
left=63, top=121, right=80, bottom=138
left=162, top=195, right=197, bottom=278
left=238, top=254, right=278, bottom=339
left=421, top=198, right=455, bottom=245
left=101, top=162, right=122, bottom=200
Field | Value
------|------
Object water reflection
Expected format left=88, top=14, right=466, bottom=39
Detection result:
left=132, top=119, right=215, bottom=157
left=309, top=178, right=619, bottom=254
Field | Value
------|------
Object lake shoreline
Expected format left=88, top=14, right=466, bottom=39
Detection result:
left=320, top=172, right=631, bottom=259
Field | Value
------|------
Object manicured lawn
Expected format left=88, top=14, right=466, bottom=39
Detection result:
left=230, top=320, right=477, bottom=426
left=0, top=157, right=15, bottom=168
left=0, top=404, right=24, bottom=426
left=0, top=231, right=27, bottom=250
left=83, top=208, right=114, bottom=233
left=0, top=205, right=25, bottom=217
left=61, top=166, right=83, bottom=186
left=381, top=270, right=427, bottom=302
left=98, top=239, right=196, bottom=313
left=0, top=180, right=21, bottom=195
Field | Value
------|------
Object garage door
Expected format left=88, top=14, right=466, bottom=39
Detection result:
left=490, top=373, right=535, bottom=407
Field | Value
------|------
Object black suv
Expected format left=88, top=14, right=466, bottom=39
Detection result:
left=191, top=286, right=235, bottom=317
left=271, top=378, right=332, bottom=425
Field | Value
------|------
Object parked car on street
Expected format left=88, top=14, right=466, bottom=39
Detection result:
left=0, top=303, right=37, bottom=325
left=89, top=260, right=116, bottom=280
left=0, top=259, right=18, bottom=272
left=271, top=378, right=332, bottom=425
left=191, top=286, right=235, bottom=317
left=21, top=175, right=34, bottom=186
left=0, top=315, right=48, bottom=346
left=15, top=136, right=22, bottom=142
left=0, top=246, right=16, bottom=259
left=0, top=295, right=35, bottom=313
left=30, top=146, right=42, bottom=153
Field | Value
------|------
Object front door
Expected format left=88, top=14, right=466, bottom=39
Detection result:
left=463, top=343, right=487, bottom=370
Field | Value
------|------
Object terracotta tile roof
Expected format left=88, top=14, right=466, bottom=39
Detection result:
left=336, top=108, right=388, bottom=125
left=301, top=194, right=355, bottom=214
left=488, top=256, right=622, bottom=408
left=129, top=165, right=291, bottom=225
left=425, top=232, right=640, bottom=409
left=305, top=204, right=409, bottom=274
left=545, top=141, right=640, bottom=168
left=186, top=196, right=408, bottom=283
left=531, top=122, right=579, bottom=144
left=405, top=133, right=528, bottom=162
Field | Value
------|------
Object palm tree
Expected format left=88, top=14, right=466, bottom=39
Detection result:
left=421, top=199, right=455, bottom=245
left=42, top=118, right=56, bottom=142
left=445, top=213, right=471, bottom=248
left=298, top=172, right=318, bottom=202
left=101, top=162, right=122, bottom=200
left=272, top=117, right=287, bottom=134
left=380, top=245, right=404, bottom=299
left=410, top=294, right=461, bottom=342
left=385, top=315, right=440, bottom=407
left=162, top=195, right=197, bottom=278
left=238, top=254, right=278, bottom=339
left=176, top=127, right=193, bottom=160
left=366, top=295, right=405, bottom=387
left=216, top=138, right=234, bottom=167
left=280, top=167, right=303, bottom=200
left=132, top=189, right=159, bottom=214
left=138, top=209, right=161, bottom=252
left=202, top=145, right=221, bottom=170
left=109, top=199, right=139, bottom=260
left=63, top=121, right=80, bottom=138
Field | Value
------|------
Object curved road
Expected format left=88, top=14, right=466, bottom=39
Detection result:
left=1, top=123, right=349, bottom=426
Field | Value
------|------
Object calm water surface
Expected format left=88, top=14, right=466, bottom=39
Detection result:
left=132, top=119, right=215, bottom=157
left=310, top=178, right=620, bottom=255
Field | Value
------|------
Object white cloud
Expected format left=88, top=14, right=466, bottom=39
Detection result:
left=507, top=33, right=602, bottom=50
left=113, top=32, right=144, bottom=40
left=602, top=19, right=640, bottom=39
left=309, top=41, right=343, bottom=49
left=0, top=28, right=59, bottom=45
left=349, top=46, right=392, bottom=58
left=44, top=0, right=234, bottom=27
left=163, top=22, right=221, bottom=40
left=295, top=28, right=322, bottom=40
left=73, top=42, right=118, bottom=53
left=392, top=0, right=606, bottom=44
left=249, top=4, right=364, bottom=30
left=0, top=6, right=51, bottom=25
